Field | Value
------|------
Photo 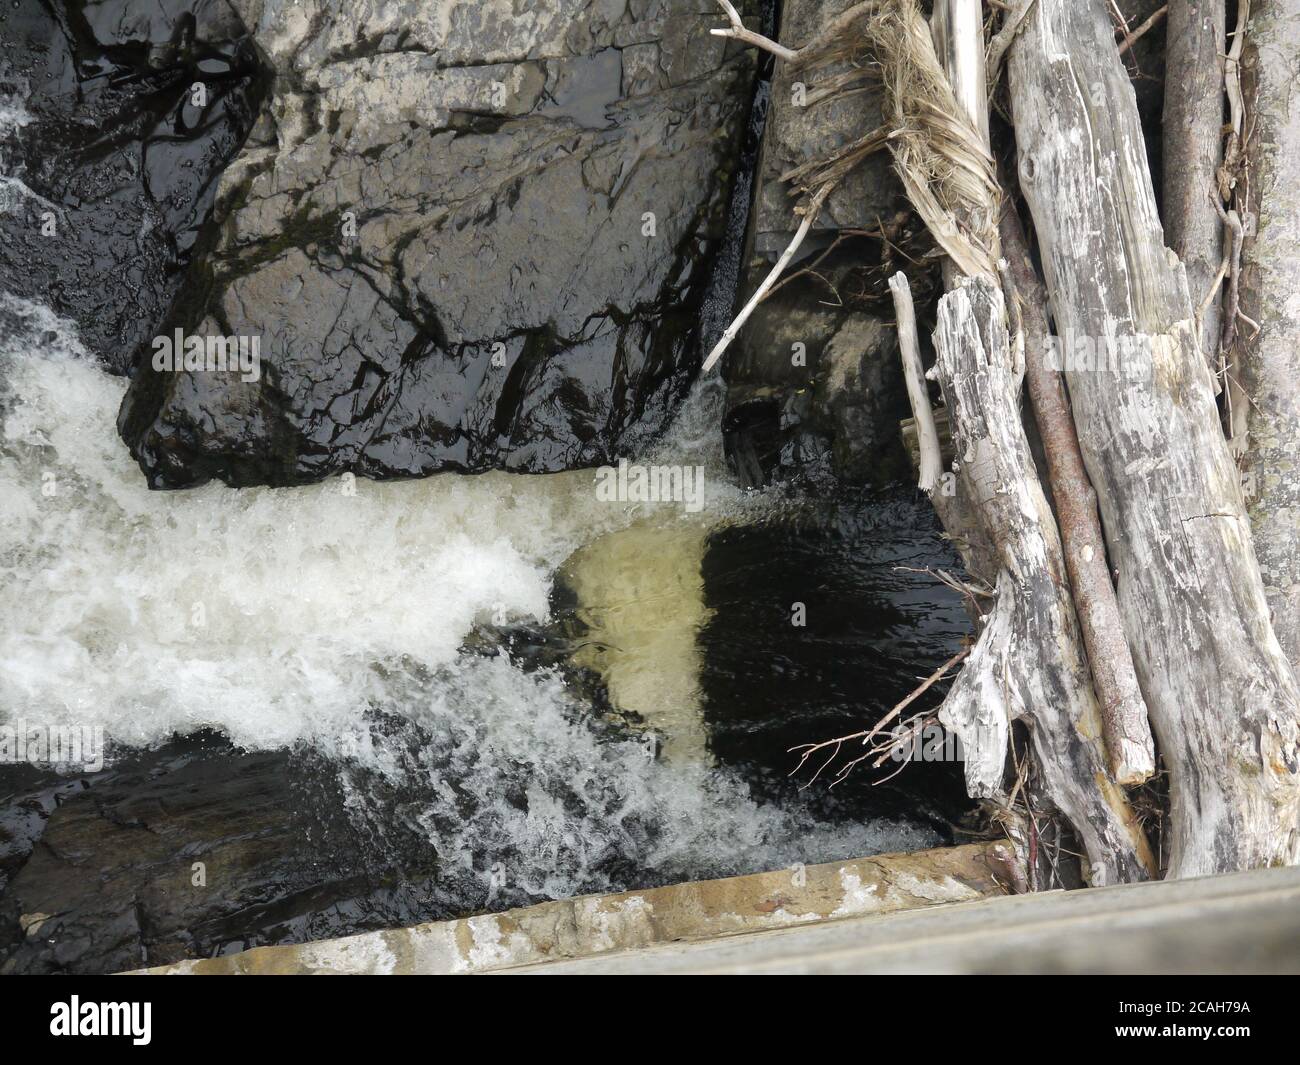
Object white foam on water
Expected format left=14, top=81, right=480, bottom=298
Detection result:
left=0, top=93, right=32, bottom=140
left=0, top=294, right=936, bottom=896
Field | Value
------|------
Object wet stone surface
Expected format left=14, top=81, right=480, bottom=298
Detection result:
left=0, top=734, right=443, bottom=975
left=0, top=0, right=263, bottom=373
left=719, top=0, right=931, bottom=489
left=116, top=0, right=760, bottom=488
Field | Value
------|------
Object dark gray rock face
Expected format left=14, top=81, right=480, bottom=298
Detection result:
left=0, top=738, right=446, bottom=974
left=117, top=0, right=756, bottom=488
left=0, top=1, right=263, bottom=373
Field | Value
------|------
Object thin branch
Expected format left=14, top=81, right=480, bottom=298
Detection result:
left=985, top=0, right=1039, bottom=94
left=1211, top=187, right=1251, bottom=347
left=1116, top=4, right=1168, bottom=57
left=710, top=0, right=799, bottom=62
left=703, top=185, right=833, bottom=372
left=788, top=647, right=970, bottom=784
left=890, top=271, right=944, bottom=493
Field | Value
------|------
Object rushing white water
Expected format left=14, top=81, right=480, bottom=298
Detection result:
left=0, top=91, right=40, bottom=218
left=0, top=293, right=937, bottom=899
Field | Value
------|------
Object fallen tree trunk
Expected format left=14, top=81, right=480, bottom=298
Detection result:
left=1008, top=0, right=1300, bottom=876
left=1162, top=0, right=1226, bottom=369
left=1001, top=209, right=1156, bottom=786
left=1239, top=0, right=1300, bottom=671
left=926, top=1, right=1152, bottom=878
left=931, top=276, right=1155, bottom=885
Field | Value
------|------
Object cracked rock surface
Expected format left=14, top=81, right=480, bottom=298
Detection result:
left=0, top=0, right=262, bottom=373
left=0, top=738, right=447, bottom=975
left=118, top=0, right=756, bottom=488
left=719, top=0, right=915, bottom=488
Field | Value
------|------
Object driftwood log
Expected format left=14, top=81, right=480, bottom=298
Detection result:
left=1240, top=0, right=1300, bottom=671
left=1163, top=0, right=1226, bottom=368
left=923, top=1, right=1153, bottom=879
left=930, top=276, right=1155, bottom=885
left=1007, top=0, right=1300, bottom=877
left=1000, top=210, right=1155, bottom=787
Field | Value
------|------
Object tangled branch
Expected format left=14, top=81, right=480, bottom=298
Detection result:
left=788, top=647, right=970, bottom=786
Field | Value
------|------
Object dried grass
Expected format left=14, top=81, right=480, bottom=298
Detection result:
left=784, top=0, right=1001, bottom=278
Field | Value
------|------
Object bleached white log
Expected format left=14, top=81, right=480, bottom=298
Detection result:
left=890, top=273, right=943, bottom=493
left=1240, top=0, right=1300, bottom=672
left=1008, top=0, right=1300, bottom=877
left=931, top=277, right=1154, bottom=886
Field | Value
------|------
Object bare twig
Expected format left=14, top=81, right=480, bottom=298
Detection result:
left=1197, top=256, right=1230, bottom=327
left=709, top=0, right=799, bottom=61
left=1117, top=3, right=1168, bottom=57
left=1220, top=0, right=1252, bottom=445
left=1224, top=0, right=1249, bottom=157
left=1211, top=187, right=1254, bottom=347
left=703, top=185, right=833, bottom=372
left=985, top=0, right=1039, bottom=94
left=788, top=647, right=970, bottom=784
left=890, top=272, right=943, bottom=492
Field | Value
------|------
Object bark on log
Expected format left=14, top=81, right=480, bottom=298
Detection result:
left=1001, top=210, right=1156, bottom=786
left=1008, top=0, right=1300, bottom=877
left=1162, top=0, right=1226, bottom=369
left=931, top=277, right=1154, bottom=885
left=1239, top=0, right=1300, bottom=672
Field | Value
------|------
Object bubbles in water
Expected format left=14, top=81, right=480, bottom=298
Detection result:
left=0, top=294, right=937, bottom=904
left=319, top=655, right=936, bottom=907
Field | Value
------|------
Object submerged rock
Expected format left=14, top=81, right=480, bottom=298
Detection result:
left=0, top=737, right=447, bottom=975
left=0, top=0, right=263, bottom=373
left=117, top=0, right=758, bottom=488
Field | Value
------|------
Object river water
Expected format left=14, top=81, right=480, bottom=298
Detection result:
left=0, top=2, right=972, bottom=963
left=0, top=290, right=971, bottom=918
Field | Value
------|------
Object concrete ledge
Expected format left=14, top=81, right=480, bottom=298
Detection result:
left=498, top=864, right=1300, bottom=974
left=130, top=842, right=1018, bottom=974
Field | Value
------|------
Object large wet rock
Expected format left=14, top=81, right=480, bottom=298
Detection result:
left=117, top=0, right=757, bottom=488
left=0, top=0, right=263, bottom=373
left=0, top=736, right=448, bottom=974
